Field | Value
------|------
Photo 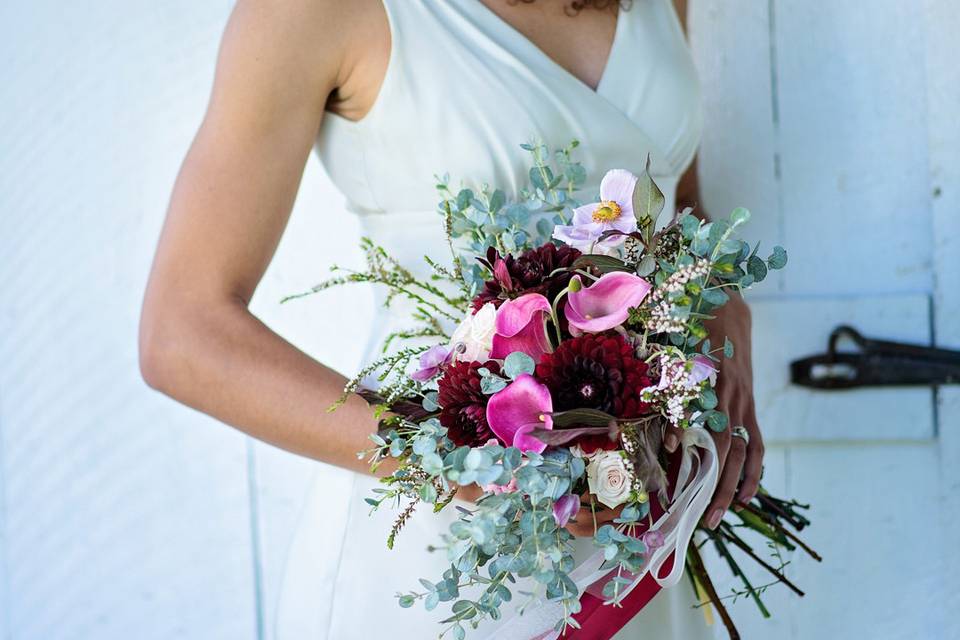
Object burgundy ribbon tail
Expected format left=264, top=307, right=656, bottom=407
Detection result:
left=561, top=560, right=670, bottom=640
left=560, top=452, right=684, bottom=640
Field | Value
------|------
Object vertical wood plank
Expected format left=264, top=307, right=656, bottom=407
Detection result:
left=689, top=0, right=782, bottom=295
left=923, top=1, right=960, bottom=637
left=774, top=0, right=934, bottom=296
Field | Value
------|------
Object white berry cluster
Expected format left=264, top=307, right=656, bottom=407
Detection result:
left=641, top=353, right=702, bottom=426
left=646, top=259, right=711, bottom=334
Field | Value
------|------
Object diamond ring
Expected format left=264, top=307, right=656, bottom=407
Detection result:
left=731, top=425, right=749, bottom=445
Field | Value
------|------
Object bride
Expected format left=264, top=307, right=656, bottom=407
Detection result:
left=140, top=0, right=763, bottom=637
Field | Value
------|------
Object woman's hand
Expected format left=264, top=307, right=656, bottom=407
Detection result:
left=566, top=500, right=624, bottom=537
left=663, top=293, right=764, bottom=529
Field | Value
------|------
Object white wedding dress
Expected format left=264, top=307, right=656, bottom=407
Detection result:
left=276, top=1, right=715, bottom=638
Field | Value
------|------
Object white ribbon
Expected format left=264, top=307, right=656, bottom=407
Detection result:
left=486, top=426, right=719, bottom=640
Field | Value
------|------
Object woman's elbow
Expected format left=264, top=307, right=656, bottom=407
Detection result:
left=138, top=293, right=215, bottom=395
left=138, top=305, right=182, bottom=393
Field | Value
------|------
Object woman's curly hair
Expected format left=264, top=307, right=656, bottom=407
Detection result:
left=510, top=0, right=631, bottom=16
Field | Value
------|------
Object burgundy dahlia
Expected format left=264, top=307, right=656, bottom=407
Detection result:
left=535, top=333, right=652, bottom=452
left=437, top=360, right=501, bottom=447
left=472, top=244, right=582, bottom=311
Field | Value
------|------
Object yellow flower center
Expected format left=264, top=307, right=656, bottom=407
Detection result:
left=591, top=200, right=623, bottom=223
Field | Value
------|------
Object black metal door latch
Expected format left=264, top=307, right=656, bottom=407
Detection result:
left=790, top=325, right=960, bottom=389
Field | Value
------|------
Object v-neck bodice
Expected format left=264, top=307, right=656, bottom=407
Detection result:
left=315, top=0, right=702, bottom=217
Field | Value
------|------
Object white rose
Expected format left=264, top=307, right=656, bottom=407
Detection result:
left=586, top=450, right=633, bottom=509
left=450, top=303, right=497, bottom=362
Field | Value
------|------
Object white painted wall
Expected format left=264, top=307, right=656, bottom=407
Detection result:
left=1, top=1, right=956, bottom=639
left=0, top=2, right=369, bottom=639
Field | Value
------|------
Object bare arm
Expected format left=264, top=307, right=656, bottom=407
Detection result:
left=139, top=0, right=389, bottom=474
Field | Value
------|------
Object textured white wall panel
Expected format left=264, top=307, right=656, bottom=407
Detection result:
left=0, top=1, right=357, bottom=638
left=0, top=0, right=374, bottom=634
left=774, top=0, right=934, bottom=297
left=924, top=1, right=960, bottom=638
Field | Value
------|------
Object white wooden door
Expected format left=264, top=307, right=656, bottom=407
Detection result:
left=690, top=2, right=959, bottom=638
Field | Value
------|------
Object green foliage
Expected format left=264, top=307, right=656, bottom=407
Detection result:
left=632, top=155, right=666, bottom=246
left=436, top=139, right=587, bottom=294
left=503, top=352, right=536, bottom=379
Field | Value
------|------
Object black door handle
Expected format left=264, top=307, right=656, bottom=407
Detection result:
left=790, top=325, right=960, bottom=389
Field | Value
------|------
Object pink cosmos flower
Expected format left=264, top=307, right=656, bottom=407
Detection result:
left=410, top=345, right=451, bottom=382
left=486, top=374, right=554, bottom=453
left=489, top=293, right=553, bottom=363
left=688, top=355, right=717, bottom=388
left=565, top=272, right=652, bottom=335
left=553, top=493, right=580, bottom=527
left=552, top=169, right=639, bottom=250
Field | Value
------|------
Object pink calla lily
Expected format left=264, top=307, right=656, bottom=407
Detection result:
left=565, top=272, right=652, bottom=335
left=490, top=293, right=553, bottom=362
left=486, top=374, right=554, bottom=453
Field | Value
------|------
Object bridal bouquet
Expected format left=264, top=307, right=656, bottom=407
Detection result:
left=290, top=141, right=817, bottom=639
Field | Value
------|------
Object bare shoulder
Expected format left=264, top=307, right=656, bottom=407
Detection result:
left=213, top=0, right=388, bottom=120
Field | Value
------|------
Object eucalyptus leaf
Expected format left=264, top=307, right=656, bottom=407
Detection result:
left=456, top=189, right=474, bottom=212
left=681, top=212, right=700, bottom=240
left=730, top=207, right=751, bottom=226
left=421, top=452, right=444, bottom=475
left=480, top=374, right=508, bottom=395
left=489, top=189, right=505, bottom=214
left=706, top=411, right=729, bottom=432
left=636, top=254, right=656, bottom=277
left=768, top=245, right=788, bottom=269
left=700, top=388, right=718, bottom=410
left=422, top=391, right=439, bottom=412
left=420, top=482, right=438, bottom=503
left=700, top=288, right=729, bottom=306
left=536, top=218, right=553, bottom=240
left=747, top=255, right=768, bottom=283
left=412, top=436, right=437, bottom=456
left=504, top=352, right=536, bottom=379
left=708, top=220, right=729, bottom=247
